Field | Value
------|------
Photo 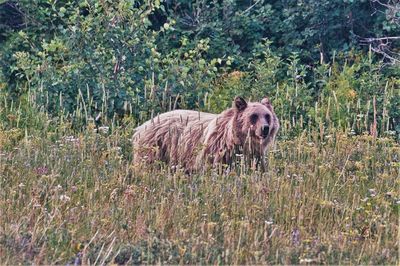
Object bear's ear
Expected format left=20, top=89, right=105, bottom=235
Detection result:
left=261, top=97, right=274, bottom=111
left=233, top=96, right=247, bottom=111
left=261, top=97, right=270, bottom=106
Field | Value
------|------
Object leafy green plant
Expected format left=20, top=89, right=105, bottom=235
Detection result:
left=1, top=0, right=222, bottom=122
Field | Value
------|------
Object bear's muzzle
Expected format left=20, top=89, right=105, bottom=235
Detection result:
left=261, top=125, right=270, bottom=138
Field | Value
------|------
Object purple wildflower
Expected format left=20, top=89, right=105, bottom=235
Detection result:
left=291, top=228, right=300, bottom=246
left=35, top=166, right=49, bottom=176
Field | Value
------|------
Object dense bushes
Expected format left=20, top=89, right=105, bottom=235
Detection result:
left=1, top=1, right=221, bottom=119
left=0, top=0, right=399, bottom=139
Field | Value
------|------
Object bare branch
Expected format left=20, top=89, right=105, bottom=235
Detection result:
left=371, top=0, right=400, bottom=25
left=371, top=45, right=400, bottom=64
left=361, top=36, right=400, bottom=42
left=364, top=0, right=400, bottom=64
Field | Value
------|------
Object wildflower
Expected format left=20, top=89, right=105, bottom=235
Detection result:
left=35, top=166, right=49, bottom=176
left=361, top=197, right=369, bottom=202
left=63, top=136, right=80, bottom=147
left=291, top=228, right=300, bottom=246
left=64, top=136, right=79, bottom=142
left=228, top=71, right=244, bottom=81
left=300, top=258, right=318, bottom=263
left=368, top=188, right=377, bottom=197
left=73, top=252, right=82, bottom=266
left=384, top=130, right=396, bottom=136
left=348, top=89, right=357, bottom=99
left=113, top=146, right=122, bottom=152
left=265, top=220, right=274, bottom=225
left=98, top=126, right=109, bottom=134
left=60, top=194, right=71, bottom=202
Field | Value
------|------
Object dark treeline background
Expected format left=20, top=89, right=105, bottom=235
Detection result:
left=0, top=0, right=399, bottom=138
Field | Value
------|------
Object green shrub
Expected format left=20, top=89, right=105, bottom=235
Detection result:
left=1, top=0, right=222, bottom=122
left=0, top=0, right=399, bottom=139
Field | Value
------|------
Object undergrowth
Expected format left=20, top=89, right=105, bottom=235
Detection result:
left=0, top=99, right=399, bottom=264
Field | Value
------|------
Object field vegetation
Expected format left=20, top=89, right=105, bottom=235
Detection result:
left=0, top=0, right=399, bottom=264
left=1, top=88, right=399, bottom=264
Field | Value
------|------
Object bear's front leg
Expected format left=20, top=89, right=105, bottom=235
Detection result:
left=256, top=152, right=268, bottom=172
left=259, top=155, right=266, bottom=172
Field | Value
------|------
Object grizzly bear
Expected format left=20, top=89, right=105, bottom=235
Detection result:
left=132, top=97, right=279, bottom=172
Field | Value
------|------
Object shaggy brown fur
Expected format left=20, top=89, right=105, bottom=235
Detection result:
left=132, top=97, right=279, bottom=171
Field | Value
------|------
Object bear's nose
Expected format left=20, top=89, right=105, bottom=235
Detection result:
left=261, top=125, right=270, bottom=138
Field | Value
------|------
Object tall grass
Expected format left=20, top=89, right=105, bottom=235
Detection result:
left=0, top=79, right=399, bottom=264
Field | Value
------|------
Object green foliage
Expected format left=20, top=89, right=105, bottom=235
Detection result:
left=0, top=0, right=399, bottom=138
left=1, top=0, right=222, bottom=121
left=157, top=0, right=400, bottom=63
left=315, top=51, right=400, bottom=139
left=207, top=44, right=399, bottom=140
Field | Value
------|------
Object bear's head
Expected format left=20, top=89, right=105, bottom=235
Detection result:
left=233, top=96, right=279, bottom=145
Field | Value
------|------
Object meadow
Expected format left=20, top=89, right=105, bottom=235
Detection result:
left=0, top=93, right=399, bottom=265
left=1, top=0, right=400, bottom=264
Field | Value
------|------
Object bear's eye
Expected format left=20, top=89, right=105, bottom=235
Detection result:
left=250, top=114, right=258, bottom=124
left=265, top=114, right=271, bottom=124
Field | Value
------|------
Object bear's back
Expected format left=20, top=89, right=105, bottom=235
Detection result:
left=133, top=110, right=216, bottom=136
left=132, top=109, right=217, bottom=166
